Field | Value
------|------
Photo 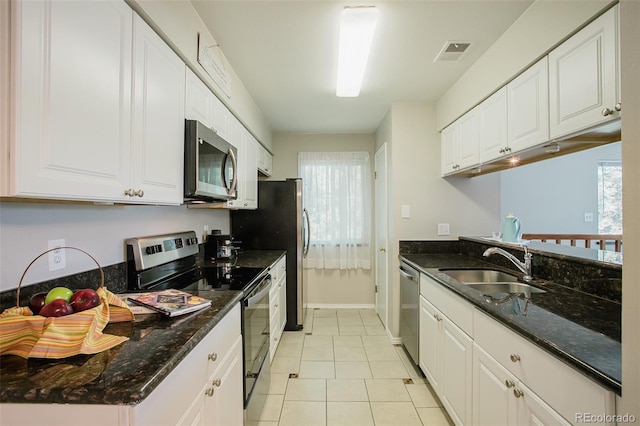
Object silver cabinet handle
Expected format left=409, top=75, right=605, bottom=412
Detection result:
left=212, top=378, right=221, bottom=387
left=513, top=389, right=524, bottom=398
left=510, top=354, right=521, bottom=363
left=615, top=102, right=622, bottom=111
left=205, top=387, right=215, bottom=397
left=602, top=107, right=614, bottom=116
left=208, top=353, right=218, bottom=361
left=399, top=268, right=417, bottom=281
left=124, top=188, right=134, bottom=197
left=505, top=380, right=515, bottom=388
left=134, top=189, right=144, bottom=197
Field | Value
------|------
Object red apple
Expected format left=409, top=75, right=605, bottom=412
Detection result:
left=28, top=292, right=48, bottom=314
left=70, top=289, right=101, bottom=312
left=39, top=299, right=73, bottom=317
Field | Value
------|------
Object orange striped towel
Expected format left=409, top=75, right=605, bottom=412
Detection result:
left=0, top=287, right=134, bottom=359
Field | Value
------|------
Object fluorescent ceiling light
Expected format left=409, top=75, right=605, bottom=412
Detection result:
left=336, top=6, right=379, bottom=97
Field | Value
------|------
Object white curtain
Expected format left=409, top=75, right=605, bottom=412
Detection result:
left=298, top=152, right=372, bottom=270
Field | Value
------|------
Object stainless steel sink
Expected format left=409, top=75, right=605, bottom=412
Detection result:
left=440, top=269, right=518, bottom=283
left=466, top=282, right=546, bottom=295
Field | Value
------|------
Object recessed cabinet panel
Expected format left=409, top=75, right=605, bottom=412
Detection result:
left=440, top=124, right=457, bottom=176
left=456, top=109, right=479, bottom=169
left=507, top=57, right=549, bottom=152
left=479, top=87, right=508, bottom=163
left=549, top=6, right=619, bottom=139
left=131, top=15, right=185, bottom=204
left=13, top=0, right=132, bottom=199
left=185, top=68, right=214, bottom=127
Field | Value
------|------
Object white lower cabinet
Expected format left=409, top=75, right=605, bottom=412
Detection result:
left=419, top=292, right=473, bottom=425
left=418, top=274, right=617, bottom=426
left=269, top=256, right=287, bottom=361
left=473, top=343, right=569, bottom=426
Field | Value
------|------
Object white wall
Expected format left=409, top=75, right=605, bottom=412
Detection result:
left=500, top=142, right=621, bottom=233
left=436, top=0, right=613, bottom=130
left=377, top=102, right=501, bottom=338
left=0, top=202, right=229, bottom=291
left=620, top=0, right=640, bottom=416
left=127, top=0, right=273, bottom=150
left=270, top=133, right=376, bottom=307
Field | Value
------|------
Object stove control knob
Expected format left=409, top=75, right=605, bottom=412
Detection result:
left=145, top=246, right=155, bottom=255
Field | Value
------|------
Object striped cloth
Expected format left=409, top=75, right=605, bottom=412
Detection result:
left=0, top=287, right=133, bottom=359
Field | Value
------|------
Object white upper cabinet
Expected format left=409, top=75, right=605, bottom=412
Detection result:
left=185, top=68, right=230, bottom=143
left=478, top=87, right=508, bottom=163
left=131, top=14, right=185, bottom=204
left=7, top=1, right=184, bottom=204
left=507, top=57, right=549, bottom=152
left=257, top=144, right=273, bottom=177
left=9, top=0, right=133, bottom=201
left=227, top=126, right=258, bottom=209
left=549, top=6, right=619, bottom=139
left=441, top=108, right=479, bottom=176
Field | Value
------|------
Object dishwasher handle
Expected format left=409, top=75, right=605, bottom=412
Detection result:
left=399, top=264, right=419, bottom=281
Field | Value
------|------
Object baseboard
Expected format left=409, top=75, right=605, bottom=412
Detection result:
left=387, top=328, right=402, bottom=345
left=307, top=303, right=376, bottom=310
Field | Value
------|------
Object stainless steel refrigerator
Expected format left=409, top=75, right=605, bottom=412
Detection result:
left=231, top=178, right=309, bottom=330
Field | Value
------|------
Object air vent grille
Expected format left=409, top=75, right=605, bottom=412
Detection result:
left=435, top=41, right=471, bottom=62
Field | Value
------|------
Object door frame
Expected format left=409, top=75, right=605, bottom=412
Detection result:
left=374, top=144, right=389, bottom=328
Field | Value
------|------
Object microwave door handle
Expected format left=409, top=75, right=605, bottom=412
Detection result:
left=223, top=148, right=238, bottom=196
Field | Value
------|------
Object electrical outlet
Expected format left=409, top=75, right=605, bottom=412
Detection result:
left=48, top=239, right=66, bottom=271
left=438, top=223, right=450, bottom=236
left=584, top=212, right=594, bottom=222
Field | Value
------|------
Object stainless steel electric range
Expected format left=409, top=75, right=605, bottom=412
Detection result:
left=125, top=231, right=270, bottom=426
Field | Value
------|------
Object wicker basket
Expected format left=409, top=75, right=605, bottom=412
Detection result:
left=0, top=247, right=133, bottom=359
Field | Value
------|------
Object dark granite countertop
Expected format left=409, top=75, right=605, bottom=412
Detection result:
left=0, top=250, right=285, bottom=405
left=401, top=253, right=621, bottom=395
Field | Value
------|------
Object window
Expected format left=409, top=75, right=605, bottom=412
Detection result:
left=597, top=160, right=622, bottom=234
left=299, top=152, right=372, bottom=270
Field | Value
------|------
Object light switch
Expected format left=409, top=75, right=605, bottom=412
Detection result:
left=401, top=205, right=411, bottom=219
left=584, top=212, right=594, bottom=222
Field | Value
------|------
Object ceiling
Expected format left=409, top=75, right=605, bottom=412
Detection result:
left=190, top=1, right=534, bottom=134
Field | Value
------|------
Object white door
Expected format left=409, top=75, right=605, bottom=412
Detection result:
left=374, top=144, right=388, bottom=327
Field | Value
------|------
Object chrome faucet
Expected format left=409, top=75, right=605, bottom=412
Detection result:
left=483, top=246, right=533, bottom=282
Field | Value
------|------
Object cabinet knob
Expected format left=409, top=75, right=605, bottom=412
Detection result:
left=212, top=378, right=221, bottom=387
left=510, top=354, right=521, bottom=363
left=379, top=247, right=386, bottom=252
left=505, top=146, right=512, bottom=152
left=134, top=189, right=144, bottom=197
left=505, top=379, right=515, bottom=388
left=205, top=387, right=215, bottom=397
left=499, top=148, right=505, bottom=154
left=275, top=304, right=278, bottom=308
left=208, top=353, right=218, bottom=361
left=602, top=107, right=614, bottom=116
left=124, top=188, right=135, bottom=197
left=244, top=203, right=248, bottom=207
left=615, top=102, right=622, bottom=112
left=513, top=388, right=524, bottom=398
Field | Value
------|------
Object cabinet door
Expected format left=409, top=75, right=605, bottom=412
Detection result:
left=278, top=276, right=287, bottom=333
left=473, top=344, right=517, bottom=426
left=479, top=87, right=508, bottom=163
left=440, top=124, right=457, bottom=176
left=131, top=15, right=185, bottom=205
left=12, top=0, right=132, bottom=200
left=507, top=57, right=549, bottom=152
left=419, top=296, right=440, bottom=391
left=204, top=335, right=245, bottom=426
left=185, top=68, right=214, bottom=127
left=549, top=6, right=619, bottom=139
left=228, top=128, right=257, bottom=209
left=440, top=315, right=473, bottom=426
left=457, top=108, right=479, bottom=170
left=516, top=381, right=571, bottom=426
left=211, top=94, right=230, bottom=142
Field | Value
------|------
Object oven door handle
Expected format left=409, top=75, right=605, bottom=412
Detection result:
left=246, top=278, right=271, bottom=307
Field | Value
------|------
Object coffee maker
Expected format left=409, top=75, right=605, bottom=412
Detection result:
left=204, top=230, right=240, bottom=261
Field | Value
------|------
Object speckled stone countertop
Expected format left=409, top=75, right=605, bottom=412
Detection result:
left=401, top=252, right=621, bottom=395
left=0, top=250, right=285, bottom=405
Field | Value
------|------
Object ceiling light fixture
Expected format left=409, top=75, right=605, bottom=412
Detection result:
left=336, top=6, right=379, bottom=97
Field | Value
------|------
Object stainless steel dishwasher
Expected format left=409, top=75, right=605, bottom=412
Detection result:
left=399, top=260, right=420, bottom=365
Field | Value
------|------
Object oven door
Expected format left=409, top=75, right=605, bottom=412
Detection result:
left=243, top=274, right=271, bottom=417
left=184, top=119, right=237, bottom=201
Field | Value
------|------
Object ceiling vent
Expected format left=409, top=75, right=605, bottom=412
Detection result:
left=434, top=41, right=471, bottom=62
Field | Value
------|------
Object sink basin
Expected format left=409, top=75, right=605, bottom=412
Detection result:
left=466, top=282, right=546, bottom=295
left=440, top=269, right=518, bottom=283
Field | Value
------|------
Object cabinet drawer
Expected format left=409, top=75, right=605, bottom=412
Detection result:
left=474, top=309, right=615, bottom=424
left=420, top=274, right=473, bottom=336
left=270, top=257, right=286, bottom=283
left=204, top=303, right=242, bottom=377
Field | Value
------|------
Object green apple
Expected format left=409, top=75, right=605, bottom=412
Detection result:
left=44, top=287, right=74, bottom=305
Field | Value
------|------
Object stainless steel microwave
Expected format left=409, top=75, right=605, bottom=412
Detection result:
left=184, top=120, right=238, bottom=202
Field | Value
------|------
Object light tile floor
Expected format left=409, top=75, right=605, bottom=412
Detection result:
left=258, top=308, right=453, bottom=426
